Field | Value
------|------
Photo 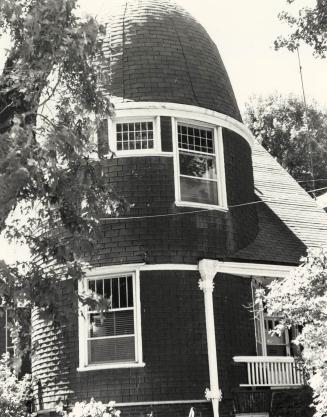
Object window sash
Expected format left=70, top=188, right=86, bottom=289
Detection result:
left=252, top=279, right=291, bottom=357
left=88, top=275, right=134, bottom=309
left=177, top=123, right=214, bottom=154
left=180, top=174, right=218, bottom=183
left=81, top=273, right=141, bottom=367
left=116, top=121, right=154, bottom=151
left=109, top=117, right=160, bottom=154
left=175, top=120, right=224, bottom=207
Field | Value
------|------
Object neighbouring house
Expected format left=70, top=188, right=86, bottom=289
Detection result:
left=7, top=1, right=327, bottom=416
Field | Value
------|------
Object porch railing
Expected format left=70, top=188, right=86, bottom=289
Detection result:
left=233, top=356, right=304, bottom=387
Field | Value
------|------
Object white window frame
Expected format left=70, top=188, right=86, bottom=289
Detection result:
left=108, top=116, right=161, bottom=156
left=172, top=117, right=227, bottom=210
left=78, top=266, right=144, bottom=371
left=252, top=279, right=291, bottom=357
left=5, top=309, right=14, bottom=355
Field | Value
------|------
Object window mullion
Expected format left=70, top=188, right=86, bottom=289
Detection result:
left=180, top=174, right=218, bottom=182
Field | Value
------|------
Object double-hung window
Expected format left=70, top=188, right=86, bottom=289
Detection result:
left=78, top=270, right=143, bottom=370
left=174, top=121, right=226, bottom=208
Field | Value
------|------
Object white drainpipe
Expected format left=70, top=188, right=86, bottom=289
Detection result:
left=198, top=259, right=221, bottom=417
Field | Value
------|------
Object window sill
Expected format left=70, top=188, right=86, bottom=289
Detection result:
left=112, top=151, right=173, bottom=158
left=175, top=201, right=228, bottom=212
left=77, top=362, right=146, bottom=372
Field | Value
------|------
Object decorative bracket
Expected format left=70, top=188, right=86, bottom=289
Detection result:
left=198, top=259, right=220, bottom=293
left=205, top=388, right=223, bottom=402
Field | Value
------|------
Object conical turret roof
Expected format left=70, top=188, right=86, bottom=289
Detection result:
left=100, top=0, right=241, bottom=120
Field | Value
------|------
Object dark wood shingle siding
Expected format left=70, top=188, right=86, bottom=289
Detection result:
left=32, top=272, right=256, bottom=417
left=100, top=0, right=241, bottom=121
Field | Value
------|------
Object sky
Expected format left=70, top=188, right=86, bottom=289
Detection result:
left=0, top=0, right=326, bottom=264
left=76, top=0, right=327, bottom=110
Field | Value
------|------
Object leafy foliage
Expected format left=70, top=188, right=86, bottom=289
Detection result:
left=263, top=248, right=327, bottom=417
left=244, top=94, right=327, bottom=194
left=57, top=398, right=121, bottom=417
left=276, top=0, right=327, bottom=57
left=0, top=0, right=127, bottom=366
left=0, top=353, right=33, bottom=416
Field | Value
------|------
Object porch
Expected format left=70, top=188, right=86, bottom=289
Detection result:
left=233, top=356, right=304, bottom=387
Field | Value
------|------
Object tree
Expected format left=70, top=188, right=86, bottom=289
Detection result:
left=276, top=0, right=327, bottom=57
left=0, top=353, right=33, bottom=416
left=261, top=248, right=327, bottom=417
left=0, top=0, right=123, bottom=361
left=244, top=94, right=327, bottom=194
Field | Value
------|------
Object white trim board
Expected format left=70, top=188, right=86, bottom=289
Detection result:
left=115, top=399, right=209, bottom=407
left=36, top=401, right=209, bottom=415
left=235, top=414, right=269, bottom=417
left=215, top=261, right=295, bottom=278
left=83, top=262, right=294, bottom=278
left=112, top=101, right=254, bottom=147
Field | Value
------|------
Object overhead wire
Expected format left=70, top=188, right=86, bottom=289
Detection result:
left=298, top=178, right=327, bottom=183
left=307, top=186, right=327, bottom=194
left=99, top=200, right=271, bottom=222
left=296, top=46, right=316, bottom=198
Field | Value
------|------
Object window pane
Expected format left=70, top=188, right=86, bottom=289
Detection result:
left=127, top=276, right=133, bottom=307
left=116, top=121, right=154, bottom=151
left=95, top=280, right=103, bottom=296
left=89, top=310, right=134, bottom=338
left=180, top=177, right=218, bottom=205
left=179, top=152, right=217, bottom=180
left=88, top=280, right=95, bottom=293
left=88, top=336, right=135, bottom=363
left=178, top=124, right=214, bottom=154
left=267, top=345, right=287, bottom=356
left=119, top=277, right=127, bottom=308
left=104, top=279, right=112, bottom=301
left=112, top=278, right=119, bottom=308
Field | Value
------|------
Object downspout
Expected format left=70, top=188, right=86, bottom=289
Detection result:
left=198, top=259, right=221, bottom=417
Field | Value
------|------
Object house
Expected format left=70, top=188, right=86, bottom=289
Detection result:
left=26, top=0, right=327, bottom=416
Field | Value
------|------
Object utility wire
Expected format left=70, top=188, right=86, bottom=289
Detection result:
left=297, top=46, right=316, bottom=198
left=99, top=200, right=269, bottom=221
left=307, top=186, right=327, bottom=194
left=298, top=178, right=327, bottom=183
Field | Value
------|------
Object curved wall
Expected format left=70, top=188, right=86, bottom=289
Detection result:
left=92, top=124, right=257, bottom=267
left=32, top=272, right=255, bottom=417
left=32, top=2, right=259, bottom=416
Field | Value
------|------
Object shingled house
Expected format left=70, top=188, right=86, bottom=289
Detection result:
left=18, top=1, right=327, bottom=416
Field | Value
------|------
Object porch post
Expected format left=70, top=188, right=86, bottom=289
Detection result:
left=198, top=259, right=221, bottom=417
